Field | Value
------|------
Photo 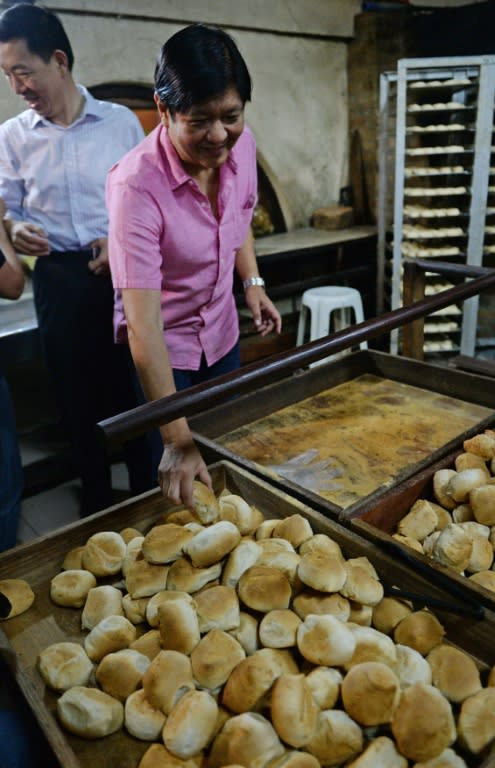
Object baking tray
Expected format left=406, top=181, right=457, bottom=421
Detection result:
left=348, top=438, right=495, bottom=611
left=1, top=460, right=495, bottom=768
left=190, top=350, right=495, bottom=519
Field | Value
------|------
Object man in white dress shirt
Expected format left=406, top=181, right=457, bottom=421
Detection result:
left=0, top=3, right=157, bottom=516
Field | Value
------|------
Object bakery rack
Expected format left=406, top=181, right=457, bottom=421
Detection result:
left=377, top=55, right=495, bottom=358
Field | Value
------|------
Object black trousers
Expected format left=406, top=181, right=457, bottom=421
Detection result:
left=32, top=251, right=159, bottom=516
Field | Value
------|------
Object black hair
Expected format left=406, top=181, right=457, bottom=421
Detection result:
left=0, top=3, right=74, bottom=71
left=154, top=23, right=251, bottom=115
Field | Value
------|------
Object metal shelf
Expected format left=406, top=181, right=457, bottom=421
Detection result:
left=377, top=55, right=495, bottom=358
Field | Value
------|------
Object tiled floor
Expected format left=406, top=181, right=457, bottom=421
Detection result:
left=17, top=462, right=131, bottom=545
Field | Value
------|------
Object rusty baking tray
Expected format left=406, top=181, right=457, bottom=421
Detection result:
left=190, top=350, right=495, bottom=519
left=1, top=460, right=495, bottom=768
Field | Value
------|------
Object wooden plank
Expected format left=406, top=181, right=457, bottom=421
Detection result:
left=1, top=461, right=495, bottom=768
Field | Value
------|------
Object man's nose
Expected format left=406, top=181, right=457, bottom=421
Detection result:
left=207, top=120, right=227, bottom=143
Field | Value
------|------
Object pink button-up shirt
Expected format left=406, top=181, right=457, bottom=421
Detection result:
left=106, top=124, right=257, bottom=370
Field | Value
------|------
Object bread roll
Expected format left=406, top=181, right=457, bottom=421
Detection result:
left=0, top=578, right=35, bottom=619
left=81, top=585, right=123, bottom=630
left=84, top=614, right=136, bottom=662
left=122, top=536, right=144, bottom=577
left=96, top=648, right=150, bottom=700
left=191, top=629, right=245, bottom=690
left=392, top=532, right=425, bottom=553
left=222, top=648, right=295, bottom=713
left=465, top=532, right=493, bottom=573
left=142, top=649, right=194, bottom=714
left=305, top=666, right=342, bottom=709
left=398, top=499, right=439, bottom=541
left=163, top=508, right=196, bottom=526
left=166, top=557, right=222, bottom=593
left=163, top=689, right=218, bottom=758
left=144, top=590, right=173, bottom=628
left=228, top=611, right=259, bottom=656
left=305, top=710, right=363, bottom=766
left=394, top=611, right=445, bottom=656
left=372, top=597, right=412, bottom=634
left=57, top=686, right=124, bottom=738
left=125, top=559, right=170, bottom=599
left=209, top=712, right=284, bottom=768
left=292, top=591, right=350, bottom=622
left=426, top=644, right=481, bottom=702
left=81, top=531, right=126, bottom=577
left=257, top=537, right=295, bottom=554
left=395, top=643, right=432, bottom=689
left=183, top=521, right=241, bottom=567
left=259, top=609, right=301, bottom=648
left=271, top=515, right=313, bottom=548
left=463, top=431, right=495, bottom=459
left=423, top=531, right=441, bottom=556
left=457, top=687, right=495, bottom=754
left=119, top=526, right=143, bottom=544
left=410, top=747, right=467, bottom=767
left=157, top=593, right=200, bottom=654
left=219, top=494, right=264, bottom=534
left=468, top=569, right=495, bottom=592
left=130, top=628, right=162, bottom=661
left=138, top=744, right=203, bottom=768
left=452, top=504, right=473, bottom=524
left=297, top=550, right=346, bottom=592
left=348, top=601, right=373, bottom=627
left=297, top=614, right=356, bottom=667
left=341, top=662, right=401, bottom=725
left=448, top=469, right=489, bottom=503
left=346, top=735, right=407, bottom=767
left=142, top=523, right=194, bottom=565
left=191, top=480, right=220, bottom=523
left=238, top=565, right=291, bottom=612
left=122, top=593, right=149, bottom=624
left=255, top=519, right=279, bottom=539
left=340, top=559, right=384, bottom=606
left=433, top=470, right=457, bottom=510
left=299, top=533, right=344, bottom=559
left=345, top=625, right=397, bottom=671
left=256, top=549, right=302, bottom=591
left=38, top=641, right=93, bottom=691
left=470, top=484, right=495, bottom=525
left=62, top=546, right=85, bottom=570
left=455, top=451, right=489, bottom=474
left=124, top=688, right=166, bottom=741
left=391, top=682, right=456, bottom=761
left=194, top=585, right=240, bottom=633
left=270, top=673, right=319, bottom=747
left=221, top=539, right=262, bottom=589
left=432, top=524, right=472, bottom=572
left=81, top=584, right=124, bottom=629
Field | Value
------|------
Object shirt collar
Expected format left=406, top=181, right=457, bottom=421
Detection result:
left=159, top=125, right=239, bottom=191
left=26, top=84, right=103, bottom=129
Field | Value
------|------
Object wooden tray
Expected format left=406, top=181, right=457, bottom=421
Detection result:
left=347, top=438, right=495, bottom=612
left=191, top=350, right=495, bottom=519
left=1, top=461, right=495, bottom=768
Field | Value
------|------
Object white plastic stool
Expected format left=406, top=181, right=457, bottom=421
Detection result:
left=296, top=286, right=367, bottom=366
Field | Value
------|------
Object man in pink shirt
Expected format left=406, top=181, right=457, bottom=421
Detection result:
left=107, top=23, right=281, bottom=508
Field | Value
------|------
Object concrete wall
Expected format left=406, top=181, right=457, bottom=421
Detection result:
left=0, top=1, right=361, bottom=228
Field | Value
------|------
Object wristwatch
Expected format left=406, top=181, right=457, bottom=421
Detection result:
left=242, top=276, right=265, bottom=290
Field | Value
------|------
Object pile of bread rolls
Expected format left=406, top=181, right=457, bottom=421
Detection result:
left=38, top=480, right=495, bottom=767
left=392, top=428, right=495, bottom=595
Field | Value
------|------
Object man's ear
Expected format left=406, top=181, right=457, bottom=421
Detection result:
left=154, top=93, right=170, bottom=127
left=53, top=49, right=69, bottom=71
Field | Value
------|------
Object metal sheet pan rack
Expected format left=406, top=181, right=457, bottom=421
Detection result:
left=377, top=55, right=495, bottom=357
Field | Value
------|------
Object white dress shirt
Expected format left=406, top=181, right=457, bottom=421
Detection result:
left=0, top=85, right=144, bottom=251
